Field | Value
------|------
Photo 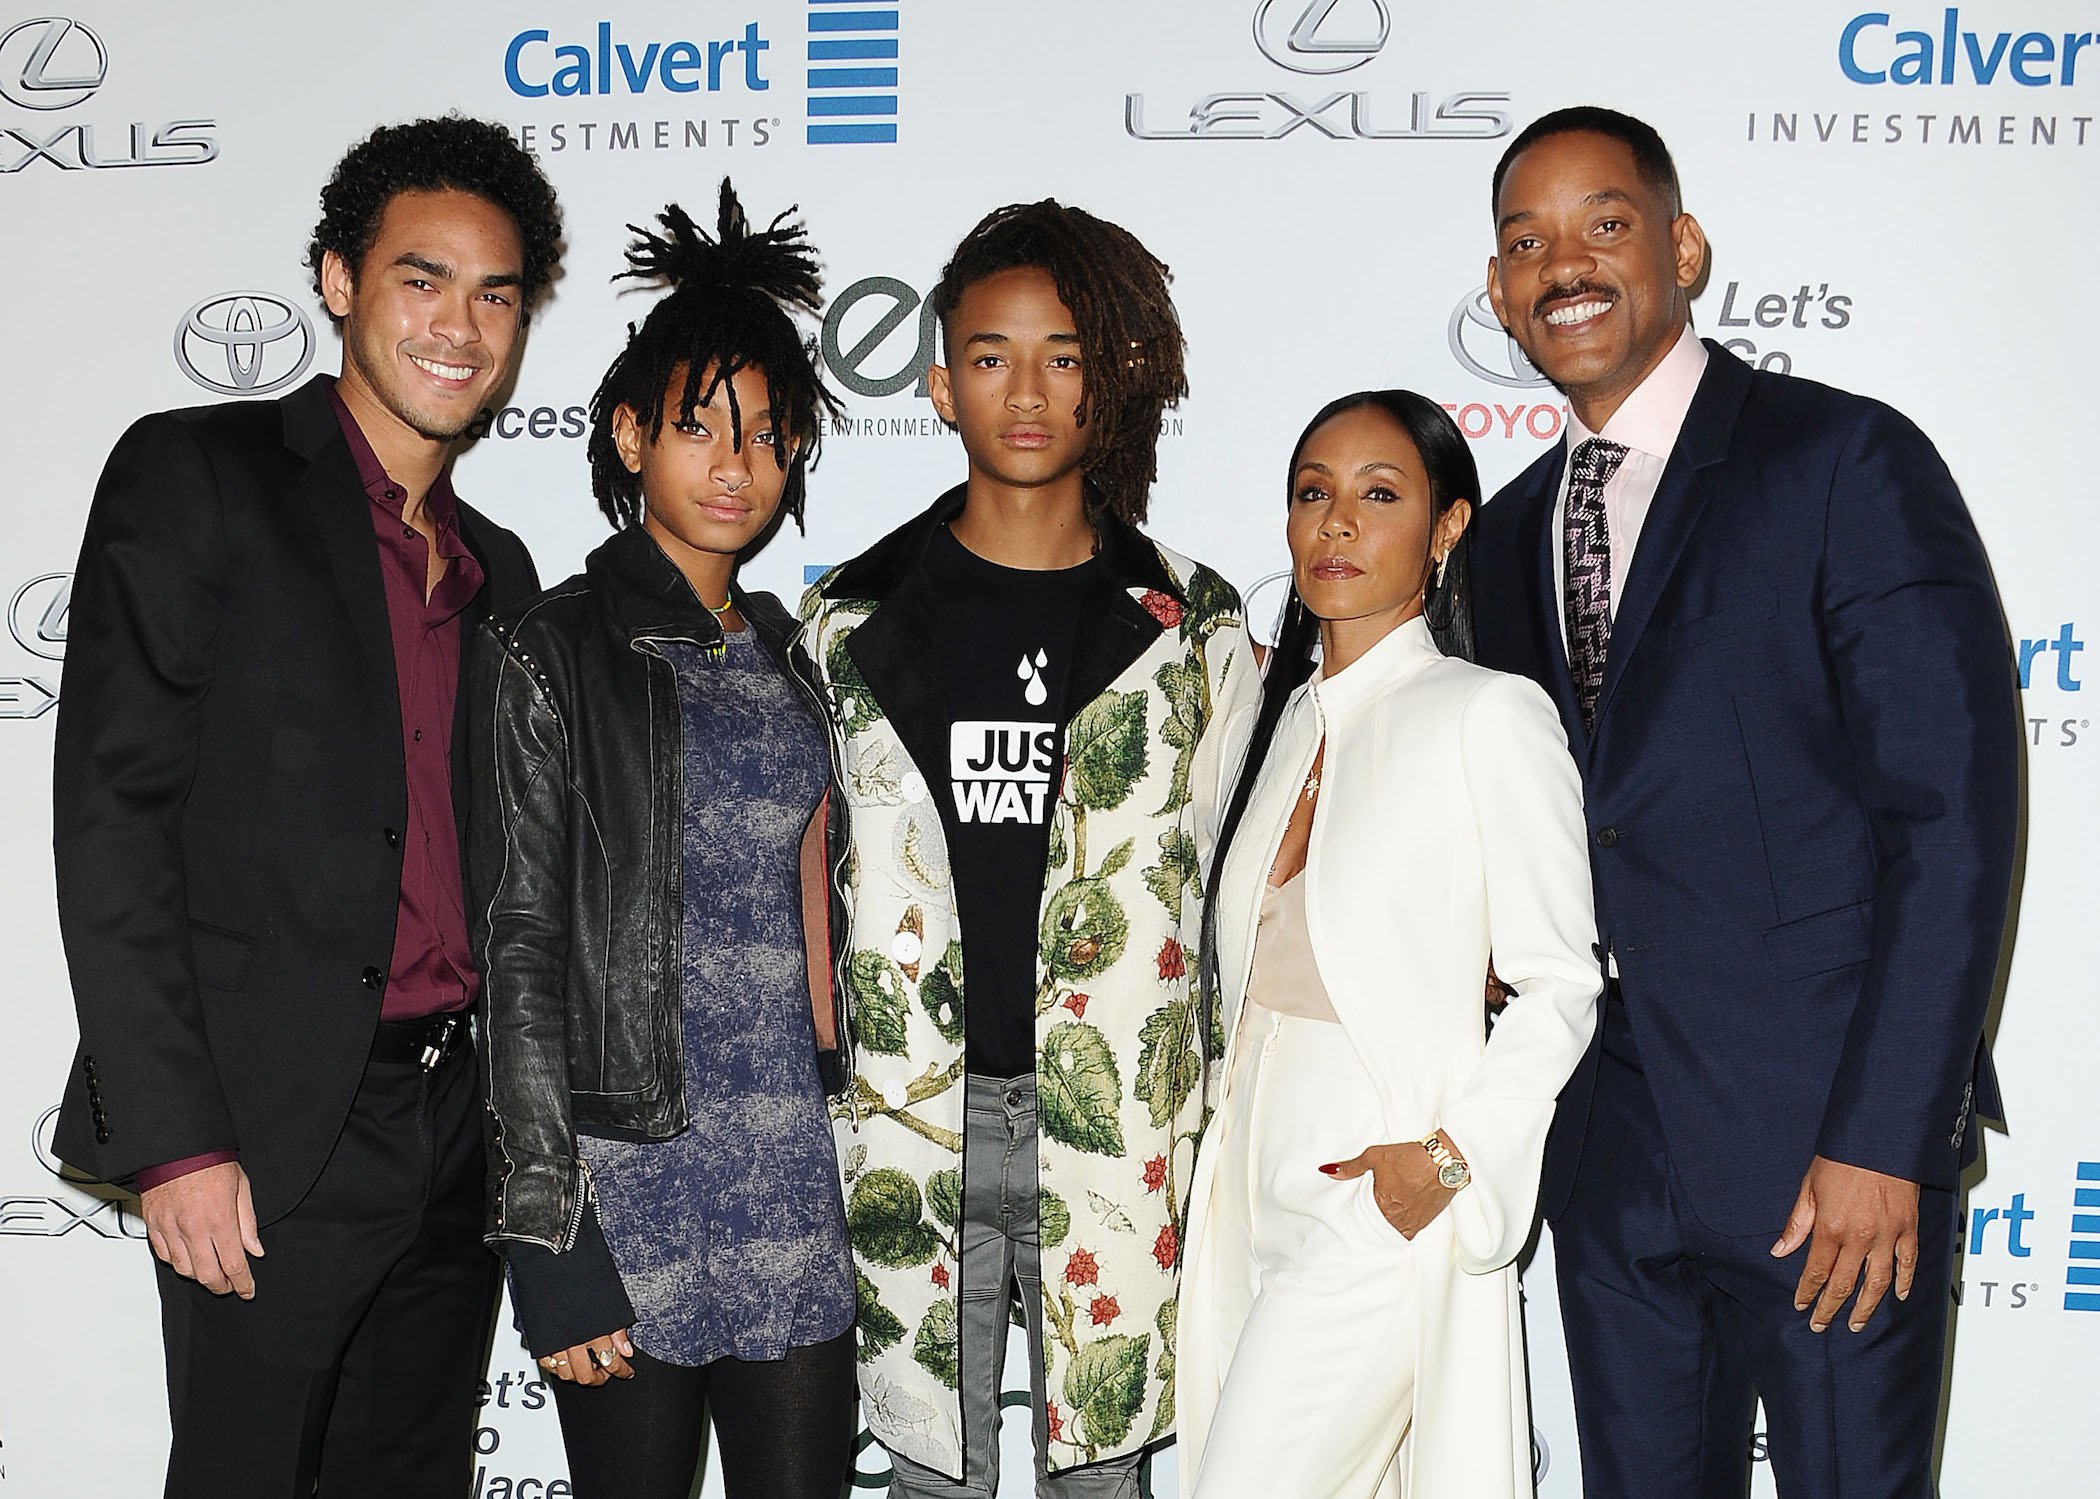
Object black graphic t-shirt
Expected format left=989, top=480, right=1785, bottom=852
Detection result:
left=923, top=525, right=1098, bottom=1078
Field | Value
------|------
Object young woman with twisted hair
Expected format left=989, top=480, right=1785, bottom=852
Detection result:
left=469, top=179, right=853, bottom=1499
left=1175, top=392, right=1601, bottom=1498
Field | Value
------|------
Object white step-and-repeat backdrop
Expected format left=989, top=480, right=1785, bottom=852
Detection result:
left=2, top=1, right=2093, bottom=1493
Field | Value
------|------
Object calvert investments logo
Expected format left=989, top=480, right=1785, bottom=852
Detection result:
left=1125, top=0, right=1512, bottom=141
left=1838, top=12, right=2098, bottom=87
left=1744, top=9, right=2098, bottom=151
left=502, top=14, right=779, bottom=158
left=805, top=0, right=899, bottom=145
left=173, top=292, right=316, bottom=398
left=0, top=15, right=216, bottom=171
left=2066, top=1162, right=2099, bottom=1312
left=2018, top=621, right=2086, bottom=751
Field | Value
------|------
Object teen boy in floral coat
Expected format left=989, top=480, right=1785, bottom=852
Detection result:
left=801, top=202, right=1256, bottom=1495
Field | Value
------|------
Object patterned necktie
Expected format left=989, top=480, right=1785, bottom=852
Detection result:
left=1563, top=437, right=1628, bottom=732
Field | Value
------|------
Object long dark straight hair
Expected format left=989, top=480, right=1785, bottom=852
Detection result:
left=1201, top=390, right=1482, bottom=986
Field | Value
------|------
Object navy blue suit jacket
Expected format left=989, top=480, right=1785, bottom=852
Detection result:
left=1471, top=340, right=2020, bottom=1236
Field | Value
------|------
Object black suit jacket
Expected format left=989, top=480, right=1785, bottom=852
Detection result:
left=52, top=375, right=539, bottom=1225
left=1472, top=341, right=2020, bottom=1235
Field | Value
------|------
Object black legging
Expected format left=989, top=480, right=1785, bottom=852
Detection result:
left=549, top=1331, right=856, bottom=1499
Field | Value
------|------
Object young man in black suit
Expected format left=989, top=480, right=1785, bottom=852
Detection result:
left=52, top=117, right=562, bottom=1496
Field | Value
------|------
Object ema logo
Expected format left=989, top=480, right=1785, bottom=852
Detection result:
left=503, top=21, right=770, bottom=97
left=2066, top=1163, right=2100, bottom=1312
left=173, top=293, right=316, bottom=398
left=805, top=1, right=898, bottom=145
left=0, top=15, right=216, bottom=172
left=1839, top=12, right=2099, bottom=86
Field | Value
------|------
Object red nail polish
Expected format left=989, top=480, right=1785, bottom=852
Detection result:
left=1317, top=1163, right=1340, bottom=1175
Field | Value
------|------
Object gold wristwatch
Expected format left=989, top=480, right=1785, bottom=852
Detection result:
left=1422, top=1131, right=1470, bottom=1191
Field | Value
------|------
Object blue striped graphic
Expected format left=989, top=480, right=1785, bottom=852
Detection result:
left=808, top=122, right=898, bottom=143
left=809, top=65, right=897, bottom=88
left=809, top=94, right=897, bottom=116
left=2068, top=1164, right=2100, bottom=1311
left=810, top=37, right=897, bottom=58
left=806, top=0, right=898, bottom=145
left=810, top=9, right=898, bottom=31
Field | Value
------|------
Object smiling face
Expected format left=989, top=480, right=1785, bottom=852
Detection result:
left=1486, top=130, right=1706, bottom=430
left=1287, top=404, right=1471, bottom=665
left=322, top=188, right=525, bottom=448
left=615, top=363, right=792, bottom=597
left=928, top=265, right=1093, bottom=508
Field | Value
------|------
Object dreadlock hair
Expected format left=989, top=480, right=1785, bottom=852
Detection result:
left=929, top=200, right=1188, bottom=526
left=586, top=178, right=840, bottom=534
left=1202, top=391, right=1480, bottom=994
left=308, top=115, right=564, bottom=326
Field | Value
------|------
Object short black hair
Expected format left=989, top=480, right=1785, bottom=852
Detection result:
left=930, top=200, right=1188, bottom=526
left=1492, top=105, right=1683, bottom=220
left=585, top=178, right=839, bottom=534
left=307, top=116, right=564, bottom=325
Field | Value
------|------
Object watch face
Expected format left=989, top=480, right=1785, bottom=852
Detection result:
left=1440, top=1160, right=1470, bottom=1189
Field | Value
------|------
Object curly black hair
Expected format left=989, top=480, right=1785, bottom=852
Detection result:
left=585, top=178, right=840, bottom=534
left=307, top=116, right=564, bottom=325
left=930, top=200, right=1188, bottom=526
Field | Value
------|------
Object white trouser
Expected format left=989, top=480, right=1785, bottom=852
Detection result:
left=1183, top=1005, right=1416, bottom=1499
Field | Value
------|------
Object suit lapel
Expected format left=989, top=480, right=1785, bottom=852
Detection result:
left=1593, top=344, right=1751, bottom=730
left=282, top=379, right=401, bottom=738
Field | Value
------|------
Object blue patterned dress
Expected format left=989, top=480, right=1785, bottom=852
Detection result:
left=583, top=627, right=854, bottom=1365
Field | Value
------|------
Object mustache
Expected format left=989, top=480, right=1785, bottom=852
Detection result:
left=1533, top=281, right=1617, bottom=319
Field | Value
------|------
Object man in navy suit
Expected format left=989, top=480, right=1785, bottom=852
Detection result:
left=1469, top=106, right=2019, bottom=1497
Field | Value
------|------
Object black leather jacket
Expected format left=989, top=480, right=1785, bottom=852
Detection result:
left=468, top=526, right=847, bottom=1252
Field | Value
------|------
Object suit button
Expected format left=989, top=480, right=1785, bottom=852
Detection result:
left=362, top=966, right=385, bottom=990
left=1596, top=826, right=1620, bottom=847
left=95, top=1126, right=111, bottom=1144
left=384, top=827, right=401, bottom=849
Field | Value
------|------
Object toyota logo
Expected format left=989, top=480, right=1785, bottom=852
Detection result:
left=1448, top=287, right=1549, bottom=390
left=8, top=572, right=69, bottom=660
left=0, top=16, right=107, bottom=110
left=1253, top=0, right=1390, bottom=75
left=173, top=292, right=317, bottom=397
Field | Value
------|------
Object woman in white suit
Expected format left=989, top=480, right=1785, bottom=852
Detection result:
left=1176, top=391, right=1601, bottom=1499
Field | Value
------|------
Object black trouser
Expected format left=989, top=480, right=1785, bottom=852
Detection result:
left=550, top=1334, right=857, bottom=1499
left=157, top=1040, right=498, bottom=1498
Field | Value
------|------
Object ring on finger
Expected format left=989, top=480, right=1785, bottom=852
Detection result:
left=591, top=1347, right=616, bottom=1368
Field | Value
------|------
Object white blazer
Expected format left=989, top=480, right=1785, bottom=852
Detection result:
left=1179, top=615, right=1602, bottom=1497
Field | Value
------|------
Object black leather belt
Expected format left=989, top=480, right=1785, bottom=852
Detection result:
left=370, top=1012, right=470, bottom=1069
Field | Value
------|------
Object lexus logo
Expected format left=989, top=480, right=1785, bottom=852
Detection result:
left=1448, top=287, right=1549, bottom=390
left=173, top=292, right=317, bottom=397
left=0, top=16, right=108, bottom=111
left=32, top=1104, right=63, bottom=1178
left=1253, top=0, right=1390, bottom=75
left=8, top=572, right=68, bottom=660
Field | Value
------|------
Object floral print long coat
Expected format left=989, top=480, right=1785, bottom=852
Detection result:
left=799, top=492, right=1257, bottom=1477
